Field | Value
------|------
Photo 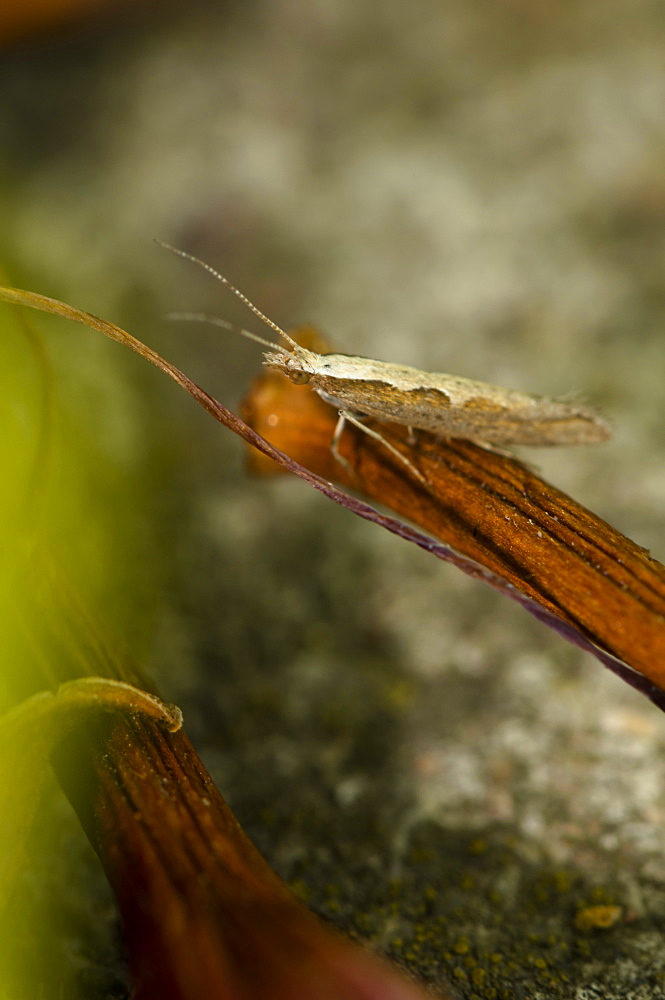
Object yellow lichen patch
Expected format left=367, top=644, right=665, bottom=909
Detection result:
left=574, top=905, right=622, bottom=932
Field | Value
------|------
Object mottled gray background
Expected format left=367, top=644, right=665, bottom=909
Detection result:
left=2, top=1, right=665, bottom=997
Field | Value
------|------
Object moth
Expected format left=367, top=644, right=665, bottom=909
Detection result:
left=161, top=243, right=611, bottom=477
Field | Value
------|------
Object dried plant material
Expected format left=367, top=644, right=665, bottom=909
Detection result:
left=0, top=678, right=181, bottom=906
left=67, top=712, right=439, bottom=1000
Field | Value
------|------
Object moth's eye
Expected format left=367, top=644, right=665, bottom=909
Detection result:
left=288, top=369, right=311, bottom=386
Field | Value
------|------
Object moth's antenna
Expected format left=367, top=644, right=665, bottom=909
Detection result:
left=155, top=240, right=300, bottom=351
left=166, top=312, right=282, bottom=352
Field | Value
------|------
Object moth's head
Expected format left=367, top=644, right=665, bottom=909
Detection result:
left=263, top=344, right=319, bottom=385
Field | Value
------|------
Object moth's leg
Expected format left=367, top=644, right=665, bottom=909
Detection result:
left=330, top=411, right=356, bottom=477
left=336, top=410, right=427, bottom=484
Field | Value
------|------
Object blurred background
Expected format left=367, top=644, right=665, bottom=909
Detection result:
left=2, top=1, right=665, bottom=996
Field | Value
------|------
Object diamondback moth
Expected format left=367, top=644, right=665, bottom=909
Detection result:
left=160, top=242, right=611, bottom=477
